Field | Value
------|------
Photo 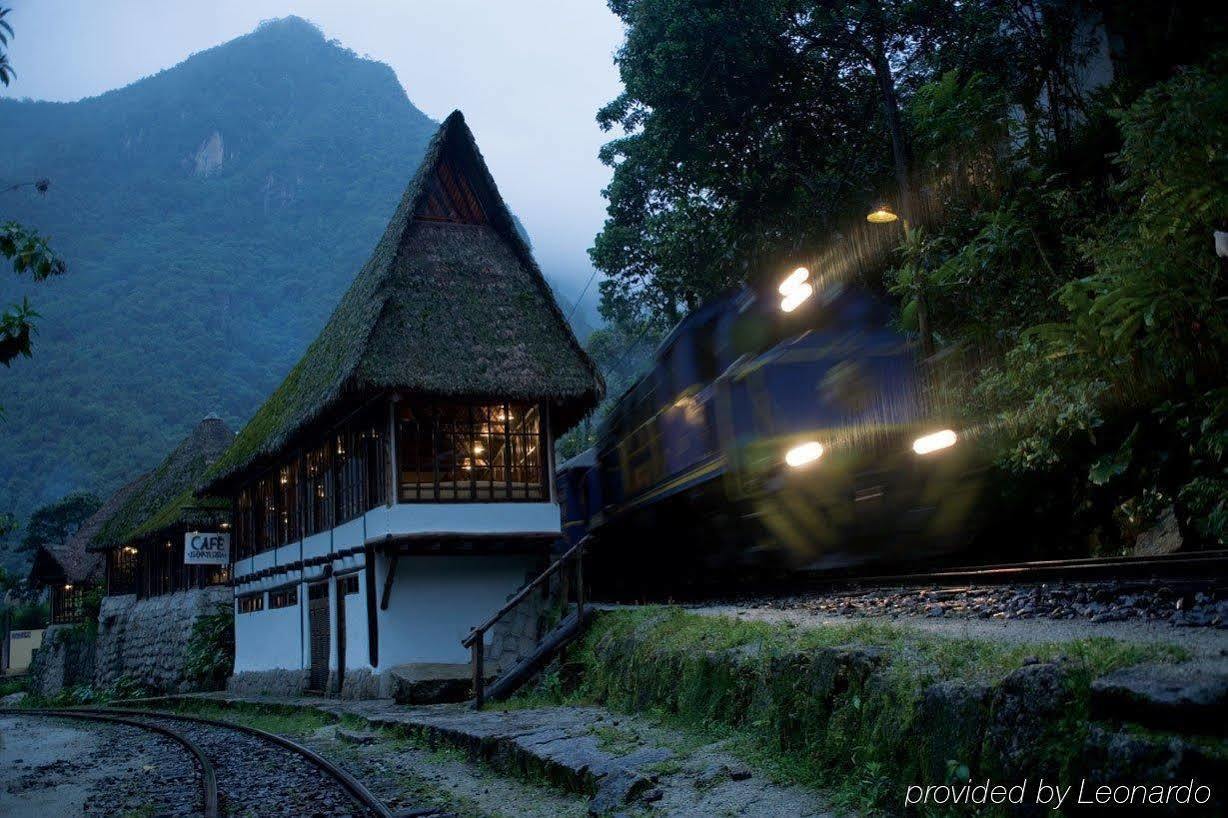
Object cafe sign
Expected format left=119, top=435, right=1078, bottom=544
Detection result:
left=184, top=532, right=230, bottom=565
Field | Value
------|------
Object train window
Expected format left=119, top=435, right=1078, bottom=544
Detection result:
left=693, top=319, right=719, bottom=383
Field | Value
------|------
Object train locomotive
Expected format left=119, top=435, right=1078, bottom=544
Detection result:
left=559, top=267, right=983, bottom=595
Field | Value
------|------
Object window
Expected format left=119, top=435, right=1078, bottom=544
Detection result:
left=278, top=459, right=301, bottom=544
left=107, top=545, right=139, bottom=595
left=269, top=587, right=298, bottom=609
left=237, top=593, right=264, bottom=614
left=51, top=584, right=87, bottom=624
left=397, top=401, right=545, bottom=503
left=255, top=473, right=278, bottom=552
left=339, top=574, right=359, bottom=595
left=236, top=488, right=255, bottom=560
left=304, top=443, right=333, bottom=536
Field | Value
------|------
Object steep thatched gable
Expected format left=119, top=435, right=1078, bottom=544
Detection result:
left=29, top=474, right=149, bottom=584
left=202, top=110, right=603, bottom=492
left=90, top=415, right=234, bottom=550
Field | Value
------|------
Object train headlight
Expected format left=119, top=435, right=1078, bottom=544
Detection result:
left=912, top=429, right=957, bottom=455
left=778, top=266, right=810, bottom=294
left=785, top=441, right=824, bottom=468
left=779, top=267, right=814, bottom=312
left=781, top=283, right=813, bottom=312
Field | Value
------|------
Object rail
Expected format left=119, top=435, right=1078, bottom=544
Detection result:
left=4, top=707, right=220, bottom=818
left=99, top=706, right=405, bottom=818
left=462, top=537, right=588, bottom=708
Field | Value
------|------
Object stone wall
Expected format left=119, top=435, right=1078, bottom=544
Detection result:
left=565, top=610, right=1228, bottom=813
left=486, top=570, right=563, bottom=673
left=27, top=623, right=96, bottom=698
left=94, top=586, right=231, bottom=693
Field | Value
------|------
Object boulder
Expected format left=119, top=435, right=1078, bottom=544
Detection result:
left=983, top=662, right=1075, bottom=781
left=912, top=679, right=993, bottom=783
left=1090, top=660, right=1228, bottom=736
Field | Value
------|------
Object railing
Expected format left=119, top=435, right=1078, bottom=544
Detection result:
left=462, top=537, right=588, bottom=708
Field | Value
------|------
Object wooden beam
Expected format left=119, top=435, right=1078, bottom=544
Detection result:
left=365, top=546, right=378, bottom=669
left=380, top=552, right=399, bottom=611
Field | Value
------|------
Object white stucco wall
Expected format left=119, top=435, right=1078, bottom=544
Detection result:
left=337, top=571, right=371, bottom=673
left=234, top=593, right=303, bottom=672
left=379, top=502, right=561, bottom=538
left=376, top=554, right=537, bottom=667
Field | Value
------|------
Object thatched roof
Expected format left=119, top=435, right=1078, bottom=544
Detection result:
left=202, top=111, right=602, bottom=492
left=29, top=474, right=148, bottom=585
left=90, top=415, right=235, bottom=550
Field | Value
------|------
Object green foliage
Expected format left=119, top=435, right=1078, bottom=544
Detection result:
left=183, top=604, right=234, bottom=691
left=3, top=598, right=48, bottom=629
left=966, top=56, right=1228, bottom=546
left=19, top=490, right=101, bottom=552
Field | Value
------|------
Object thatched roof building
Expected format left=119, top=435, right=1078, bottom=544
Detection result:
left=90, top=414, right=235, bottom=551
left=202, top=111, right=602, bottom=494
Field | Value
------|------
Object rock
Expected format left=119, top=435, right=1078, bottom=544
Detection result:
left=641, top=787, right=664, bottom=803
left=1134, top=505, right=1183, bottom=556
left=983, top=662, right=1074, bottom=780
left=335, top=727, right=376, bottom=745
left=388, top=663, right=474, bottom=705
left=1079, top=726, right=1228, bottom=813
left=589, top=767, right=652, bottom=815
left=1090, top=660, right=1228, bottom=736
left=912, top=680, right=993, bottom=783
left=1, top=691, right=26, bottom=706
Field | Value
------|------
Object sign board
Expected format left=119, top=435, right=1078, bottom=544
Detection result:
left=184, top=532, right=230, bottom=565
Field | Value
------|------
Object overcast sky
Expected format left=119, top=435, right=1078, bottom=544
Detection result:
left=2, top=0, right=625, bottom=320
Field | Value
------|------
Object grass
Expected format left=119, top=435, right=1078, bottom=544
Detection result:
left=506, top=606, right=1199, bottom=815
left=142, top=698, right=339, bottom=737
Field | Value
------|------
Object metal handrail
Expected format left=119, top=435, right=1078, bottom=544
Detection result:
left=463, top=536, right=588, bottom=707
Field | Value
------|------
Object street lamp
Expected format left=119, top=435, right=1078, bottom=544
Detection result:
left=866, top=203, right=899, bottom=224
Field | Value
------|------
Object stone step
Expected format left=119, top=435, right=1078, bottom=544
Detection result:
left=1090, top=660, right=1228, bottom=736
left=387, top=663, right=476, bottom=705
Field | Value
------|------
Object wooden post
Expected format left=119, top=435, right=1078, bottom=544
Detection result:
left=472, top=638, right=485, bottom=710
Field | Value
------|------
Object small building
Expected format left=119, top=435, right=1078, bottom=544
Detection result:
left=28, top=541, right=100, bottom=625
left=24, top=475, right=145, bottom=693
left=85, top=414, right=237, bottom=693
left=200, top=111, right=602, bottom=697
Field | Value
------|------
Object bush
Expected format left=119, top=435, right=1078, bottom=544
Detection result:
left=183, top=604, right=234, bottom=691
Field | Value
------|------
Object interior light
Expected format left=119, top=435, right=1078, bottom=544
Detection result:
left=778, top=266, right=810, bottom=295
left=785, top=441, right=825, bottom=468
left=912, top=429, right=958, bottom=455
left=780, top=282, right=814, bottom=313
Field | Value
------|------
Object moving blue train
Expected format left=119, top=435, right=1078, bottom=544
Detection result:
left=558, top=267, right=984, bottom=594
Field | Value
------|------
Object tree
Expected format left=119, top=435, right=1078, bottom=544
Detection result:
left=0, top=7, right=66, bottom=374
left=591, top=0, right=1000, bottom=328
left=20, top=491, right=100, bottom=552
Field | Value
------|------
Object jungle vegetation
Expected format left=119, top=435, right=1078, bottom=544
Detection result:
left=582, top=0, right=1228, bottom=553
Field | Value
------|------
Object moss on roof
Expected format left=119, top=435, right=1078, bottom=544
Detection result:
left=30, top=474, right=149, bottom=584
left=202, top=110, right=603, bottom=491
left=90, top=416, right=235, bottom=550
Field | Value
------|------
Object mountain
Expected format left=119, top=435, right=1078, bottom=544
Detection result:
left=0, top=17, right=465, bottom=558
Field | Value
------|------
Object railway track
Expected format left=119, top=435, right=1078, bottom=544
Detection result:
left=797, top=548, right=1228, bottom=590
left=4, top=706, right=453, bottom=818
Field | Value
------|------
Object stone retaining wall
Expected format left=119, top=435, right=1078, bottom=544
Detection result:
left=565, top=610, right=1228, bottom=814
left=27, top=623, right=96, bottom=698
left=94, top=587, right=231, bottom=693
